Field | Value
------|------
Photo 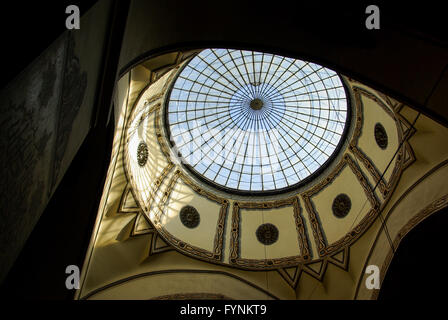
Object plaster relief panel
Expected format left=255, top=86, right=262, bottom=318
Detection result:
left=302, top=154, right=380, bottom=257
left=305, top=162, right=373, bottom=245
left=162, top=179, right=223, bottom=253
left=356, top=90, right=399, bottom=183
left=125, top=103, right=170, bottom=209
left=239, top=205, right=304, bottom=260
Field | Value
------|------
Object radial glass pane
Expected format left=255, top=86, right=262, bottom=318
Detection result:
left=167, top=49, right=349, bottom=192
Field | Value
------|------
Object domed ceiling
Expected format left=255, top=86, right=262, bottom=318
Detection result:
left=123, top=48, right=414, bottom=272
left=165, top=49, right=349, bottom=194
left=75, top=46, right=448, bottom=300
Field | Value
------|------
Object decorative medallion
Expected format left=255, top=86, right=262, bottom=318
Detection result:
left=256, top=223, right=279, bottom=245
left=332, top=194, right=352, bottom=218
left=374, top=123, right=388, bottom=149
left=137, top=142, right=149, bottom=167
left=180, top=206, right=200, bottom=228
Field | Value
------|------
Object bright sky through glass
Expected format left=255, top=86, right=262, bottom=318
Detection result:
left=167, top=49, right=348, bottom=192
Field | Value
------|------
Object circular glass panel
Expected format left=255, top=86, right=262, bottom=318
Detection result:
left=167, top=49, right=349, bottom=193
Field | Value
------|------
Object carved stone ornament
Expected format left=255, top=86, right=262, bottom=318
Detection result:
left=374, top=123, right=388, bottom=149
left=180, top=206, right=200, bottom=228
left=256, top=223, right=279, bottom=245
left=137, top=142, right=149, bottom=167
left=332, top=194, right=352, bottom=218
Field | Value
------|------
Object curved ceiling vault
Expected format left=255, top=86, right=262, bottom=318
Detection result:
left=76, top=48, right=448, bottom=300
left=123, top=48, right=411, bottom=270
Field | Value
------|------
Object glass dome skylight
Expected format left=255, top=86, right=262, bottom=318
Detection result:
left=166, top=49, right=349, bottom=193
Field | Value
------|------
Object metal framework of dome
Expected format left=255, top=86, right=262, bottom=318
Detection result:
left=166, top=48, right=349, bottom=193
